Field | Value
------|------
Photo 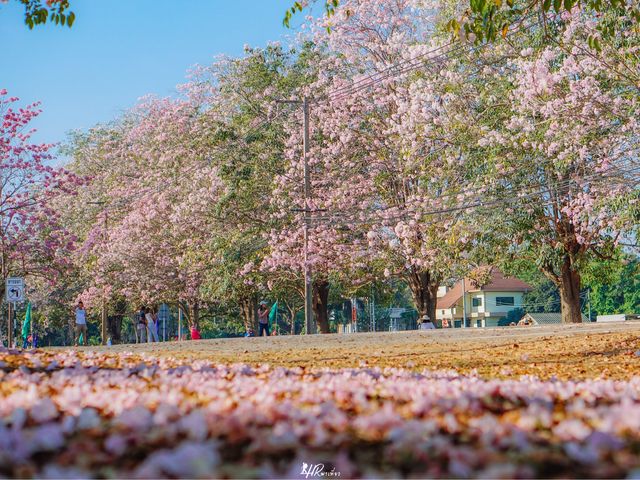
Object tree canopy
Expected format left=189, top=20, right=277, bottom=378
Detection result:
left=3, top=0, right=638, bottom=344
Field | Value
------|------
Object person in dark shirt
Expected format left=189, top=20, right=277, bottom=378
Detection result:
left=257, top=301, right=270, bottom=337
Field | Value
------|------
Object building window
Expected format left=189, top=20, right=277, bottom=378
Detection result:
left=496, top=296, right=515, bottom=306
left=472, top=297, right=482, bottom=307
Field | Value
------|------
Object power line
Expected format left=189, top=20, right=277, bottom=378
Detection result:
left=304, top=162, right=640, bottom=228
left=329, top=14, right=541, bottom=102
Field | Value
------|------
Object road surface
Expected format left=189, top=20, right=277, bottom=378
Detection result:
left=84, top=321, right=640, bottom=380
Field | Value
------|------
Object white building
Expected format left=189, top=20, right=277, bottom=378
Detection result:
left=436, top=268, right=532, bottom=328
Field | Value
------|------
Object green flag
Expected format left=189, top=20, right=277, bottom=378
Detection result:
left=268, top=301, right=278, bottom=325
left=22, top=302, right=32, bottom=341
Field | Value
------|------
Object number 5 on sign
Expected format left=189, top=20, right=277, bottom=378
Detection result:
left=6, top=277, right=25, bottom=303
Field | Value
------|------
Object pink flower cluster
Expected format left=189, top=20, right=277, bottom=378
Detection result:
left=0, top=90, right=84, bottom=294
left=1, top=348, right=640, bottom=478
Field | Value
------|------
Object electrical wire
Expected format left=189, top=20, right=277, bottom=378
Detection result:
left=329, top=14, right=541, bottom=102
left=304, top=162, right=640, bottom=228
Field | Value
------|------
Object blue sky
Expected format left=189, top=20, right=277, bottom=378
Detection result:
left=0, top=0, right=294, bottom=156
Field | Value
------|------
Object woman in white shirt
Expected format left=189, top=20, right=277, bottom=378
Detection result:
left=74, top=301, right=88, bottom=346
left=146, top=307, right=159, bottom=342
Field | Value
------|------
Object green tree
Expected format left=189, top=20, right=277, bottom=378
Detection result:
left=456, top=0, right=640, bottom=47
left=522, top=281, right=561, bottom=313
left=586, top=256, right=640, bottom=317
left=187, top=43, right=321, bottom=332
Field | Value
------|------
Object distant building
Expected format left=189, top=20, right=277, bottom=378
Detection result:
left=518, top=312, right=588, bottom=326
left=436, top=268, right=532, bottom=328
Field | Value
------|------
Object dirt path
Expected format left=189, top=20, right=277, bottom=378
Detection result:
left=79, top=322, right=640, bottom=380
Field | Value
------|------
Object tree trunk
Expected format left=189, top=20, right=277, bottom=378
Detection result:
left=239, top=296, right=256, bottom=331
left=407, top=267, right=440, bottom=324
left=285, top=303, right=300, bottom=335
left=542, top=255, right=583, bottom=324
left=312, top=280, right=330, bottom=334
left=188, top=301, right=200, bottom=331
left=107, top=315, right=122, bottom=343
left=107, top=299, right=127, bottom=343
left=559, top=258, right=583, bottom=324
left=67, top=319, right=74, bottom=346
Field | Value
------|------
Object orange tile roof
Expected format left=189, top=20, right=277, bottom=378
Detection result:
left=437, top=282, right=463, bottom=309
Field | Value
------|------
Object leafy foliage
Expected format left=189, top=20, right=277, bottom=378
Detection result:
left=13, top=0, right=75, bottom=29
left=458, top=0, right=640, bottom=46
left=8, top=0, right=639, bottom=340
left=586, top=256, right=640, bottom=316
left=285, top=0, right=640, bottom=49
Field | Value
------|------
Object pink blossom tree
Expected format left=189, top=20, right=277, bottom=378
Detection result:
left=63, top=44, right=314, bottom=333
left=184, top=43, right=319, bottom=332
left=0, top=90, right=80, bottom=301
left=475, top=12, right=640, bottom=323
left=65, top=97, right=225, bottom=330
left=269, top=0, right=477, bottom=324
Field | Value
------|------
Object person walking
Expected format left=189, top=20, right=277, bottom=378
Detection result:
left=74, top=301, right=88, bottom=346
left=146, top=307, right=158, bottom=342
left=257, top=301, right=270, bottom=337
left=136, top=306, right=147, bottom=343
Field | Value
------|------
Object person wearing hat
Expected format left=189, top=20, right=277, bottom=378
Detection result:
left=419, top=314, right=436, bottom=330
left=257, top=301, right=270, bottom=337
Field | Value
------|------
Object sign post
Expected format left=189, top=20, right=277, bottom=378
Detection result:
left=389, top=307, right=405, bottom=332
left=7, top=302, right=11, bottom=348
left=6, top=278, right=24, bottom=347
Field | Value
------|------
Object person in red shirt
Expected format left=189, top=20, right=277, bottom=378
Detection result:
left=190, top=327, right=201, bottom=340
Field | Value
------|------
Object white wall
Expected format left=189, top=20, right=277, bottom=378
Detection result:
left=483, top=291, right=526, bottom=317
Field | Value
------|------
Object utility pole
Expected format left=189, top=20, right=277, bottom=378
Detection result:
left=462, top=278, right=468, bottom=328
left=302, top=97, right=314, bottom=335
left=12, top=301, right=16, bottom=345
left=370, top=286, right=376, bottom=332
left=277, top=97, right=314, bottom=335
left=7, top=302, right=12, bottom=348
left=101, top=211, right=108, bottom=345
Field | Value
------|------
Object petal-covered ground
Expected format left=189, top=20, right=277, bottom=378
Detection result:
left=2, top=346, right=640, bottom=479
left=91, top=322, right=640, bottom=380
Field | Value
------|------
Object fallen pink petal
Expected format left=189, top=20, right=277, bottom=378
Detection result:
left=1, top=348, right=640, bottom=478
